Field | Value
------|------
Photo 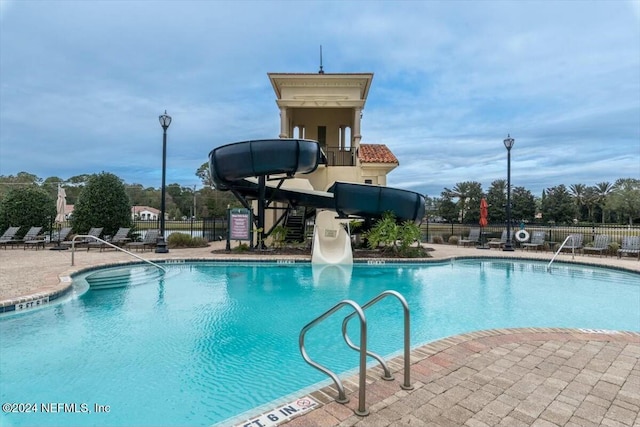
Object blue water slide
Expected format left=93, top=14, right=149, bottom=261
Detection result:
left=209, top=139, right=321, bottom=189
left=208, top=139, right=425, bottom=223
left=329, top=182, right=425, bottom=223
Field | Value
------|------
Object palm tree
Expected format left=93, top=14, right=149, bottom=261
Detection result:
left=569, top=183, right=587, bottom=221
left=443, top=181, right=482, bottom=223
left=583, top=186, right=598, bottom=223
left=593, top=182, right=613, bottom=224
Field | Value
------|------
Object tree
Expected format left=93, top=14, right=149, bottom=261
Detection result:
left=511, top=187, right=536, bottom=223
left=71, top=172, right=131, bottom=236
left=485, top=180, right=507, bottom=223
left=0, top=186, right=56, bottom=235
left=42, top=177, right=65, bottom=202
left=125, top=184, right=147, bottom=206
left=540, top=185, right=574, bottom=224
left=443, top=181, right=483, bottom=223
left=607, top=178, right=640, bottom=225
left=0, top=172, right=41, bottom=202
left=437, top=191, right=458, bottom=223
left=593, top=181, right=613, bottom=224
left=196, top=162, right=213, bottom=187
left=582, top=186, right=598, bottom=222
left=569, top=183, right=587, bottom=221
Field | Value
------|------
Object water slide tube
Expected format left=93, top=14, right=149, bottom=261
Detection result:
left=209, top=139, right=321, bottom=189
left=329, top=181, right=425, bottom=224
left=209, top=139, right=426, bottom=263
left=311, top=210, right=353, bottom=265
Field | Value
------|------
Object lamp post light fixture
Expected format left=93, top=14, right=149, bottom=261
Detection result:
left=155, top=110, right=172, bottom=254
left=503, top=134, right=515, bottom=251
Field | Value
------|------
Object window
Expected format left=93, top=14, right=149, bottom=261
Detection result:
left=317, top=126, right=326, bottom=149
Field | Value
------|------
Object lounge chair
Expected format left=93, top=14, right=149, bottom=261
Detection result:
left=22, top=227, right=49, bottom=250
left=62, top=227, right=104, bottom=248
left=521, top=230, right=546, bottom=251
left=488, top=229, right=514, bottom=250
left=617, top=236, right=640, bottom=260
left=126, top=229, right=159, bottom=252
left=48, top=227, right=73, bottom=245
left=87, top=227, right=131, bottom=251
left=558, top=233, right=584, bottom=253
left=459, top=228, right=480, bottom=247
left=583, top=235, right=611, bottom=257
left=17, top=227, right=43, bottom=250
left=0, top=226, right=21, bottom=249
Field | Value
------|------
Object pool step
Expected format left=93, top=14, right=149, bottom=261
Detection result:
left=87, top=266, right=164, bottom=290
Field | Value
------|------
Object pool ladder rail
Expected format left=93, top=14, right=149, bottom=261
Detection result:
left=547, top=234, right=579, bottom=271
left=70, top=235, right=166, bottom=274
left=299, top=290, right=413, bottom=417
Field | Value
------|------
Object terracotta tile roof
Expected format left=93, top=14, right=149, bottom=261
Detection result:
left=359, top=144, right=399, bottom=164
left=132, top=205, right=160, bottom=215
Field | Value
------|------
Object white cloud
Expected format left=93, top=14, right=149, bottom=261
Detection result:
left=1, top=0, right=638, bottom=196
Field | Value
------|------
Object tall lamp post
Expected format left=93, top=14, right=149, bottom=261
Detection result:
left=155, top=110, right=172, bottom=253
left=503, top=134, right=515, bottom=251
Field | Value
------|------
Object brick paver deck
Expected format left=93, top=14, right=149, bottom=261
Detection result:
left=276, top=329, right=639, bottom=427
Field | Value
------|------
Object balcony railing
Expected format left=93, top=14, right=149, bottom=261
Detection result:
left=324, top=147, right=355, bottom=166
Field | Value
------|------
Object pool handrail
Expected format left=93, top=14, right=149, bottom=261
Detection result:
left=341, top=290, right=413, bottom=390
left=70, top=235, right=167, bottom=273
left=299, top=299, right=369, bottom=416
left=547, top=234, right=578, bottom=271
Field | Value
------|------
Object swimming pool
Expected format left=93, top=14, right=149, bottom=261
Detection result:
left=1, top=259, right=638, bottom=426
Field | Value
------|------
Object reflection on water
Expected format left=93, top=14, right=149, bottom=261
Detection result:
left=312, top=263, right=353, bottom=287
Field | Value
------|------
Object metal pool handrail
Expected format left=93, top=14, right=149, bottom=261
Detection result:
left=547, top=234, right=577, bottom=271
left=342, top=290, right=413, bottom=390
left=299, top=299, right=369, bottom=416
left=70, top=235, right=166, bottom=273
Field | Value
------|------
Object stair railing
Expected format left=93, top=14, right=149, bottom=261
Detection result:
left=70, top=235, right=166, bottom=273
left=299, top=299, right=369, bottom=416
left=342, top=290, right=413, bottom=390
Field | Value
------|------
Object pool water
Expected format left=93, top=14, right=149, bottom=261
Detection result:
left=1, top=260, right=638, bottom=427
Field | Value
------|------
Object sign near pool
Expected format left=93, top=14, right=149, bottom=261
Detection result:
left=229, top=208, right=252, bottom=240
left=234, top=396, right=318, bottom=427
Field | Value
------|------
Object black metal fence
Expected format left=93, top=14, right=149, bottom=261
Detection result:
left=137, top=217, right=227, bottom=241
left=421, top=222, right=640, bottom=246
left=55, top=216, right=229, bottom=242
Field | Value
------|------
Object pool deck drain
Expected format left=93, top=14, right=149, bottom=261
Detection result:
left=1, top=242, right=639, bottom=426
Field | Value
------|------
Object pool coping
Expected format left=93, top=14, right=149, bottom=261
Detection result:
left=1, top=254, right=638, bottom=313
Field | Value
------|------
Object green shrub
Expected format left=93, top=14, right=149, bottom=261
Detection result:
left=432, top=236, right=444, bottom=244
left=72, top=172, right=131, bottom=236
left=270, top=225, right=287, bottom=248
left=364, top=212, right=398, bottom=250
left=0, top=186, right=56, bottom=235
left=397, top=220, right=421, bottom=256
left=233, top=243, right=250, bottom=252
left=448, top=235, right=459, bottom=245
left=363, top=212, right=422, bottom=256
left=167, top=232, right=209, bottom=248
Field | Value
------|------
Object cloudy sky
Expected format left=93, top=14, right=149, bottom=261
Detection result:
left=1, top=0, right=638, bottom=198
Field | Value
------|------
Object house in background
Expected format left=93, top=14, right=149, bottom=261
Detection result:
left=61, top=205, right=163, bottom=221
left=131, top=206, right=161, bottom=221
left=64, top=204, right=74, bottom=220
